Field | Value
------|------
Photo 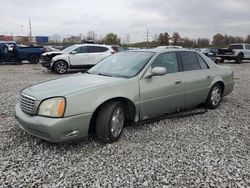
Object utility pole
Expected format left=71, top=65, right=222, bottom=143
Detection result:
left=146, top=28, right=149, bottom=47
left=29, top=18, right=32, bottom=44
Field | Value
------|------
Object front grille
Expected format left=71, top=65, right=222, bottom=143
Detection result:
left=41, top=55, right=50, bottom=62
left=20, top=93, right=36, bottom=115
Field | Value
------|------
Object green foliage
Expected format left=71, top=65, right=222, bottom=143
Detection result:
left=157, top=32, right=169, bottom=46
left=172, top=32, right=181, bottom=45
left=102, top=33, right=121, bottom=45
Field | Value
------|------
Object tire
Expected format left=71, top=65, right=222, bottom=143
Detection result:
left=29, top=54, right=40, bottom=64
left=53, top=61, right=68, bottom=74
left=236, top=54, right=243, bottom=64
left=205, top=83, right=222, bottom=109
left=220, top=58, right=224, bottom=63
left=96, top=101, right=125, bottom=143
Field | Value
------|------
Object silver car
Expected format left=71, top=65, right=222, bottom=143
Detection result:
left=15, top=49, right=234, bottom=143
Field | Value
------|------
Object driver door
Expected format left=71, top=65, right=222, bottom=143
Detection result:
left=139, top=52, right=185, bottom=120
left=69, top=46, right=89, bottom=66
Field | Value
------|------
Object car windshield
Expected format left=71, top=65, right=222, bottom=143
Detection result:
left=88, top=51, right=155, bottom=78
left=62, top=45, right=78, bottom=53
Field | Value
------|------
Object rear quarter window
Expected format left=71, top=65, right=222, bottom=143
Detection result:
left=195, top=53, right=209, bottom=69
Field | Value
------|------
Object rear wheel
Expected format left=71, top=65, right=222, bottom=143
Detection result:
left=236, top=54, right=243, bottom=64
left=205, top=83, right=222, bottom=109
left=29, top=54, right=40, bottom=64
left=96, top=101, right=125, bottom=143
left=54, top=61, right=68, bottom=74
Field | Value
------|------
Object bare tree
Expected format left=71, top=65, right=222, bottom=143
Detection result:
left=87, top=31, right=97, bottom=41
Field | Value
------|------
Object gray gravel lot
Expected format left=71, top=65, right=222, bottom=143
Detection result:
left=0, top=62, right=250, bottom=187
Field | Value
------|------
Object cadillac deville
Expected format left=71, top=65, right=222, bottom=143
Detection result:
left=15, top=49, right=234, bottom=143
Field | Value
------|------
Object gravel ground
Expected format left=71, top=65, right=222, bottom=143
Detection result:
left=0, top=62, right=250, bottom=187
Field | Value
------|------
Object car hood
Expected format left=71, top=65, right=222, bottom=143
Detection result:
left=42, top=51, right=64, bottom=56
left=22, top=73, right=124, bottom=100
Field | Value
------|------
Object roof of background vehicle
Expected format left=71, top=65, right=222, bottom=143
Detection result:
left=0, top=41, right=16, bottom=44
left=71, top=43, right=112, bottom=48
left=230, top=43, right=250, bottom=45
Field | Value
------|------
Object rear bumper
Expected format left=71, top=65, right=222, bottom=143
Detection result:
left=15, top=103, right=92, bottom=143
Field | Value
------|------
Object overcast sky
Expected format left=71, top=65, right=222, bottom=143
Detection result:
left=1, top=0, right=250, bottom=42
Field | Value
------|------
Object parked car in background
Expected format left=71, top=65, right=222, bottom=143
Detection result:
left=156, top=46, right=182, bottom=49
left=44, top=46, right=60, bottom=52
left=41, top=44, right=116, bottom=74
left=15, top=49, right=234, bottom=143
left=216, top=43, right=250, bottom=63
left=0, top=41, right=46, bottom=64
left=201, top=48, right=218, bottom=62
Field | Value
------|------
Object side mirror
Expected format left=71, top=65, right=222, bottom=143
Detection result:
left=70, top=51, right=77, bottom=54
left=145, top=67, right=167, bottom=78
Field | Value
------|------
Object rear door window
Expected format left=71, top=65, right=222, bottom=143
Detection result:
left=245, top=45, right=250, bottom=50
left=87, top=46, right=109, bottom=53
left=179, top=51, right=201, bottom=71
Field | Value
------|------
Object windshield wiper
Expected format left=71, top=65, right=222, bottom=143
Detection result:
left=97, top=73, right=113, bottom=77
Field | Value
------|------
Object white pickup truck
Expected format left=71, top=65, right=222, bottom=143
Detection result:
left=217, top=43, right=250, bottom=64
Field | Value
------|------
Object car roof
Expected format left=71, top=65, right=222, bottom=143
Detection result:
left=128, top=48, right=198, bottom=54
left=73, top=43, right=111, bottom=48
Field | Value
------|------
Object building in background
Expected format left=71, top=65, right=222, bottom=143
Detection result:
left=35, top=36, right=49, bottom=45
left=0, top=35, right=14, bottom=41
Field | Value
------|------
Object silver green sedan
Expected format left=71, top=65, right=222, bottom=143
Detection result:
left=15, top=49, right=234, bottom=143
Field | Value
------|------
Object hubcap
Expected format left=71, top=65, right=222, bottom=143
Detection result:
left=111, top=107, right=124, bottom=138
left=211, top=86, right=221, bottom=106
left=57, top=62, right=67, bottom=73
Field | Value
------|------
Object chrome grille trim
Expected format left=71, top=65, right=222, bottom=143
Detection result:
left=20, top=93, right=36, bottom=115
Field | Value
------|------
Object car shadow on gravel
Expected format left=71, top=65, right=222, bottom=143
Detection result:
left=3, top=106, right=221, bottom=153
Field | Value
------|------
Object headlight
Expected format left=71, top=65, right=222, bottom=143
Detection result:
left=38, top=97, right=66, bottom=118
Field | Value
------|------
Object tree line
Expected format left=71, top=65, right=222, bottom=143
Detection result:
left=50, top=31, right=250, bottom=49
left=131, top=32, right=250, bottom=48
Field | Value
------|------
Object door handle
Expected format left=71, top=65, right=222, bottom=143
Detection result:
left=175, top=80, right=182, bottom=85
left=207, top=75, right=211, bottom=79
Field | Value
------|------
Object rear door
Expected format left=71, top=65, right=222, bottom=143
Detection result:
left=178, top=51, right=214, bottom=107
left=69, top=46, right=88, bottom=66
left=139, top=52, right=185, bottom=120
left=87, top=46, right=111, bottom=65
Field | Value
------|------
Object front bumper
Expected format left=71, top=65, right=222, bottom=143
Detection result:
left=15, top=103, right=92, bottom=143
left=41, top=60, right=52, bottom=69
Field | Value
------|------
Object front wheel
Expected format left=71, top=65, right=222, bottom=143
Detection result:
left=96, top=101, right=125, bottom=143
left=54, top=61, right=68, bottom=74
left=205, top=83, right=222, bottom=109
